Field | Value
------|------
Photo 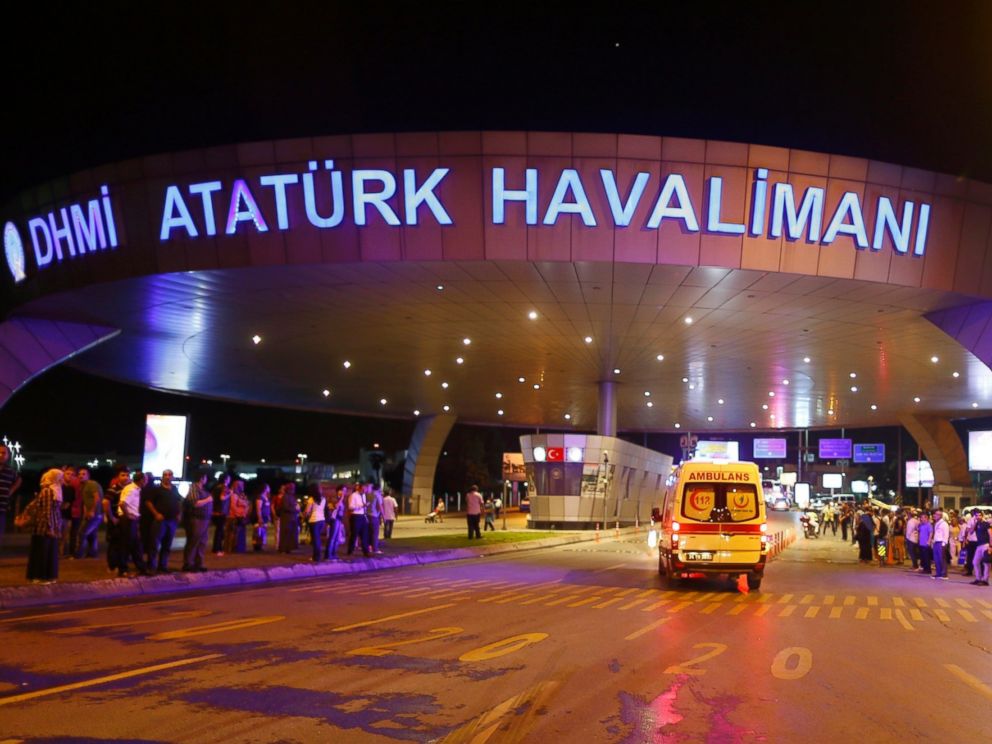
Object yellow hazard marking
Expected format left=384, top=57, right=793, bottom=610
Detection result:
left=936, top=598, right=950, bottom=608
left=479, top=591, right=519, bottom=604
left=592, top=597, right=625, bottom=609
left=459, top=633, right=548, bottom=662
left=955, top=598, right=972, bottom=609
left=545, top=594, right=583, bottom=607
left=855, top=608, right=869, bottom=620
left=728, top=604, right=748, bottom=616
left=880, top=608, right=893, bottom=620
left=799, top=594, right=814, bottom=605
left=520, top=587, right=569, bottom=605
left=913, top=597, right=926, bottom=608
left=614, top=587, right=640, bottom=597
left=148, top=615, right=284, bottom=640
left=618, top=598, right=649, bottom=611
left=957, top=610, right=978, bottom=623
left=823, top=595, right=835, bottom=605
left=910, top=608, right=925, bottom=622
left=934, top=609, right=951, bottom=622
left=642, top=599, right=671, bottom=612
left=944, top=664, right=992, bottom=702
left=770, top=647, right=812, bottom=680
left=52, top=610, right=211, bottom=634
left=976, top=598, right=992, bottom=609
left=0, top=654, right=222, bottom=707
left=803, top=606, right=820, bottom=619
left=567, top=596, right=601, bottom=608
left=983, top=610, right=992, bottom=621
left=893, top=597, right=905, bottom=607
left=778, top=605, right=796, bottom=617
left=867, top=596, right=878, bottom=606
left=894, top=609, right=914, bottom=631
left=754, top=605, right=772, bottom=616
left=624, top=617, right=671, bottom=641
left=829, top=607, right=843, bottom=619
left=701, top=603, right=723, bottom=615
left=347, top=627, right=462, bottom=657
left=332, top=603, right=456, bottom=632
left=843, top=596, right=856, bottom=606
left=777, top=594, right=794, bottom=604
left=498, top=593, right=533, bottom=604
left=668, top=601, right=694, bottom=614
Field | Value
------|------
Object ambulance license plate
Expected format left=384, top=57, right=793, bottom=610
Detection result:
left=686, top=551, right=713, bottom=561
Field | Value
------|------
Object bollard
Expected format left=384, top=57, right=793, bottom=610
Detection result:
left=615, top=521, right=620, bottom=538
left=595, top=523, right=600, bottom=543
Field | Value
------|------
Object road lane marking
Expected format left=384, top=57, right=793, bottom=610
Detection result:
left=934, top=609, right=951, bottom=622
left=479, top=589, right=525, bottom=604
left=618, top=598, right=649, bottom=611
left=770, top=647, right=813, bottom=680
left=909, top=609, right=925, bottom=622
left=148, top=615, right=284, bottom=640
left=957, top=609, right=978, bottom=623
left=0, top=654, right=223, bottom=707
left=799, top=594, right=814, bottom=605
left=642, top=599, right=671, bottom=612
left=913, top=597, right=926, bottom=608
left=701, top=603, right=723, bottom=615
left=945, top=664, right=992, bottom=702
left=829, top=607, right=843, bottom=619
left=976, top=599, right=992, bottom=609
left=592, top=597, right=625, bottom=609
left=668, top=601, right=694, bottom=614
left=753, top=605, right=772, bottom=616
left=936, top=598, right=950, bottom=609
left=867, top=596, right=878, bottom=607
left=439, top=680, right=559, bottom=743
left=546, top=594, right=584, bottom=607
left=777, top=594, right=794, bottom=604
left=843, top=596, right=856, bottom=606
left=613, top=587, right=640, bottom=597
left=625, top=617, right=671, bottom=640
left=823, top=595, right=835, bottom=605
left=894, top=609, right=914, bottom=631
left=955, top=598, right=972, bottom=609
left=855, top=608, right=869, bottom=620
left=803, top=606, right=820, bottom=619
left=757, top=594, right=774, bottom=603
left=695, top=592, right=715, bottom=602
left=567, top=596, right=601, bottom=608
left=52, top=610, right=212, bottom=633
left=495, top=593, right=532, bottom=604
left=880, top=608, right=893, bottom=621
left=983, top=610, right=992, bottom=621
left=428, top=589, right=473, bottom=599
left=332, top=603, right=456, bottom=632
left=593, top=562, right=630, bottom=574
left=893, top=597, right=905, bottom=607
left=0, top=596, right=192, bottom=625
left=347, top=626, right=463, bottom=657
left=727, top=604, right=748, bottom=616
left=778, top=605, right=796, bottom=617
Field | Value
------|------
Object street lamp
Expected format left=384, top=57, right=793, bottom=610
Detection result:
left=220, top=453, right=230, bottom=467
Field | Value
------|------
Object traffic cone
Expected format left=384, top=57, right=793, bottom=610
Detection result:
left=737, top=574, right=750, bottom=594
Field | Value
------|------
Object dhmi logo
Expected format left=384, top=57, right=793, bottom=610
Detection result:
left=4, top=222, right=26, bottom=283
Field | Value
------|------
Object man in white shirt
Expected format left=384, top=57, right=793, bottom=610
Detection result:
left=932, top=509, right=950, bottom=579
left=382, top=490, right=399, bottom=539
left=905, top=511, right=921, bottom=570
left=118, top=472, right=149, bottom=577
left=465, top=485, right=484, bottom=539
left=347, top=485, right=371, bottom=557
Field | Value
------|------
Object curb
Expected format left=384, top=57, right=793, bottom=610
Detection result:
left=0, top=528, right=646, bottom=610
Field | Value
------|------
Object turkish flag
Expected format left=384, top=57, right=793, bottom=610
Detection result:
left=546, top=447, right=564, bottom=461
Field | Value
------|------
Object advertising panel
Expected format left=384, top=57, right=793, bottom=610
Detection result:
left=753, top=438, right=787, bottom=458
left=853, top=443, right=885, bottom=463
left=502, top=452, right=526, bottom=481
left=818, top=438, right=852, bottom=459
left=695, top=440, right=740, bottom=460
left=967, top=431, right=992, bottom=471
left=141, top=414, right=188, bottom=477
left=822, top=473, right=843, bottom=489
left=906, top=460, right=934, bottom=488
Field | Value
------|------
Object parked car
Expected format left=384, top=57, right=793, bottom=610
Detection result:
left=519, top=497, right=531, bottom=512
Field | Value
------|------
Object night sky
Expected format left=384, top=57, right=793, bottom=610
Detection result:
left=3, top=2, right=992, bottom=458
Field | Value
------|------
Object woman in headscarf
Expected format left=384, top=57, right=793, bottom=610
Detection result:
left=26, top=469, right=64, bottom=583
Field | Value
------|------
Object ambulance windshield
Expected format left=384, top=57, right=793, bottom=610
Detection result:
left=681, top=484, right=760, bottom=523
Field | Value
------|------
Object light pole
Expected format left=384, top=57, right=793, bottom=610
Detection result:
left=220, top=453, right=230, bottom=468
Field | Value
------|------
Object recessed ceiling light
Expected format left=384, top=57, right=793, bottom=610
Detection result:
left=870, top=404, right=878, bottom=411
left=584, top=336, right=593, bottom=344
left=914, top=396, right=921, bottom=403
left=443, top=404, right=451, bottom=412
left=528, top=310, right=538, bottom=320
left=750, top=422, right=756, bottom=428
left=674, top=423, right=681, bottom=429
left=656, top=354, right=665, bottom=361
left=463, top=338, right=471, bottom=346
left=614, top=368, right=621, bottom=375
left=497, top=409, right=504, bottom=416
left=682, top=377, right=689, bottom=384
left=851, top=386, right=858, bottom=392
left=414, top=409, right=420, bottom=416
left=564, top=413, right=571, bottom=420
left=849, top=372, right=857, bottom=378
left=379, top=398, right=387, bottom=405
left=436, top=284, right=444, bottom=291
left=684, top=316, right=693, bottom=325
left=251, top=334, right=262, bottom=345
left=803, top=357, right=811, bottom=363
left=768, top=391, right=775, bottom=397
left=931, top=356, right=939, bottom=363
left=770, top=414, right=776, bottom=419
left=953, top=371, right=960, bottom=378
left=441, top=382, right=449, bottom=389
left=782, top=379, right=790, bottom=385
left=456, top=357, right=464, bottom=364
left=518, top=377, right=525, bottom=383
left=495, top=392, right=503, bottom=399
left=707, top=416, right=713, bottom=422
left=533, top=384, right=541, bottom=390
left=762, top=404, right=769, bottom=410
left=647, top=401, right=654, bottom=408
left=689, top=384, right=696, bottom=390
left=343, top=361, right=352, bottom=369
left=718, top=399, right=724, bottom=405
left=973, top=402, right=979, bottom=408
left=644, top=391, right=651, bottom=397
left=424, top=369, right=432, bottom=376
left=322, top=389, right=330, bottom=397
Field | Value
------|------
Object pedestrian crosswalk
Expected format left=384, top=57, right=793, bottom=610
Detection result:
left=300, top=574, right=992, bottom=630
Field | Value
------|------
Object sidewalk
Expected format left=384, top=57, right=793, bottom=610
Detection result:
left=0, top=512, right=628, bottom=610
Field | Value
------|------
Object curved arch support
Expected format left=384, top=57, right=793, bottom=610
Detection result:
left=401, top=414, right=457, bottom=515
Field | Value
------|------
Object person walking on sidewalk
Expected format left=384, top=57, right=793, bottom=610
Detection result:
left=932, top=509, right=949, bottom=580
left=382, top=489, right=398, bottom=539
left=466, top=485, right=484, bottom=539
left=484, top=496, right=496, bottom=531
left=74, top=467, right=103, bottom=559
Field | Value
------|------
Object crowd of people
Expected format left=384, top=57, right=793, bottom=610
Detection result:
left=10, top=460, right=404, bottom=584
left=806, top=500, right=991, bottom=584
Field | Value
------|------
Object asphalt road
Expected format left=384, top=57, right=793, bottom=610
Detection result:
left=1, top=517, right=991, bottom=743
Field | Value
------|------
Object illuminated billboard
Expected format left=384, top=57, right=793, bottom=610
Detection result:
left=818, top=438, right=852, bottom=459
left=853, top=443, right=885, bottom=463
left=753, top=438, right=787, bottom=458
left=141, top=414, right=188, bottom=477
left=968, top=431, right=992, bottom=471
left=906, top=460, right=934, bottom=488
